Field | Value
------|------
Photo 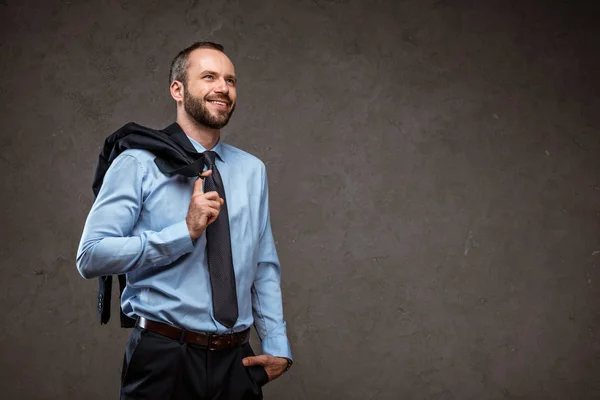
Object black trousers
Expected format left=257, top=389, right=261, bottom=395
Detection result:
left=120, top=326, right=270, bottom=399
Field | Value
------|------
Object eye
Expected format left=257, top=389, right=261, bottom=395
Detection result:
left=203, top=75, right=214, bottom=80
left=226, top=78, right=236, bottom=85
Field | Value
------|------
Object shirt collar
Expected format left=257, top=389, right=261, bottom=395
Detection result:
left=187, top=136, right=226, bottom=163
left=163, top=122, right=226, bottom=163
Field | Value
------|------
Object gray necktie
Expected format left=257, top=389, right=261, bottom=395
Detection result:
left=203, top=151, right=238, bottom=328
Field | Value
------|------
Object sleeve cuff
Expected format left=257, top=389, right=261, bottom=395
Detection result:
left=260, top=335, right=293, bottom=360
left=161, top=220, right=194, bottom=259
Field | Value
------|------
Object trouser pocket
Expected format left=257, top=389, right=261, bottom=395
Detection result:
left=121, top=326, right=146, bottom=385
left=248, top=364, right=269, bottom=387
left=243, top=343, right=270, bottom=387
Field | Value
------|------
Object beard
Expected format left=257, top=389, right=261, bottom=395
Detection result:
left=183, top=85, right=235, bottom=129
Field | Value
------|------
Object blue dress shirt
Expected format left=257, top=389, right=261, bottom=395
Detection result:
left=76, top=134, right=292, bottom=360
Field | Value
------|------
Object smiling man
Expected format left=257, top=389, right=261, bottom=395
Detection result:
left=76, top=42, right=292, bottom=399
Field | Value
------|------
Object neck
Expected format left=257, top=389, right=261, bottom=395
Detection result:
left=176, top=108, right=220, bottom=150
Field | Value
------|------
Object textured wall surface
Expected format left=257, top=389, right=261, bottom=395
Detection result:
left=1, top=0, right=599, bottom=399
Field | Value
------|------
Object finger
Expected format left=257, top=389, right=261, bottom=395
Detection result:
left=192, top=170, right=213, bottom=196
left=192, top=176, right=204, bottom=196
left=242, top=355, right=270, bottom=367
left=203, top=191, right=221, bottom=201
left=205, top=208, right=219, bottom=224
left=209, top=206, right=223, bottom=223
left=204, top=200, right=222, bottom=210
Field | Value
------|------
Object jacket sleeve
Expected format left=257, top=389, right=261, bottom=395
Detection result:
left=76, top=152, right=194, bottom=279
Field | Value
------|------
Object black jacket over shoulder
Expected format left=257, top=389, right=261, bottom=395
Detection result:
left=92, top=122, right=206, bottom=327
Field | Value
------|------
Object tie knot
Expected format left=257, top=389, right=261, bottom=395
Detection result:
left=203, top=151, right=217, bottom=167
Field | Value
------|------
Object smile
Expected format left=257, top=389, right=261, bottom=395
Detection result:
left=208, top=100, right=229, bottom=107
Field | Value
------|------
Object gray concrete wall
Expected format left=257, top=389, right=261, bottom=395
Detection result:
left=1, top=0, right=599, bottom=398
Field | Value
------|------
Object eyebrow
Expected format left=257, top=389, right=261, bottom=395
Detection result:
left=199, top=70, right=237, bottom=81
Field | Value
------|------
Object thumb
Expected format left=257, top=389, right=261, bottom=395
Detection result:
left=243, top=355, right=268, bottom=367
left=192, top=176, right=204, bottom=196
left=192, top=170, right=213, bottom=196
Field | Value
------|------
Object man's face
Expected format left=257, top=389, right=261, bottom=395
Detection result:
left=182, top=48, right=237, bottom=129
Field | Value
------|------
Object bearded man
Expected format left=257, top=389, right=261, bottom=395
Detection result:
left=76, top=42, right=292, bottom=400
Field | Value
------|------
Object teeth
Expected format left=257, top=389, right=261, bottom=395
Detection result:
left=210, top=100, right=227, bottom=106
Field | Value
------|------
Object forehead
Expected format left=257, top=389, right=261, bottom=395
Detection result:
left=187, top=48, right=235, bottom=75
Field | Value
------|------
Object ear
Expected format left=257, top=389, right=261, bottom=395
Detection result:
left=170, top=80, right=184, bottom=102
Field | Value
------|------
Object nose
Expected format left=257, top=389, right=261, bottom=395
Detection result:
left=214, top=77, right=229, bottom=94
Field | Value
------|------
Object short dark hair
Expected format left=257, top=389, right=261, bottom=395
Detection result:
left=169, top=41, right=226, bottom=85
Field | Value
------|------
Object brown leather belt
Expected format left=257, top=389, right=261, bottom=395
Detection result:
left=137, top=317, right=250, bottom=350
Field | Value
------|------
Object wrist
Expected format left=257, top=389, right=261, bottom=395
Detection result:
left=282, top=357, right=293, bottom=373
left=186, top=221, right=203, bottom=240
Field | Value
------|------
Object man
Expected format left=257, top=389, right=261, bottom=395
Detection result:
left=76, top=42, right=292, bottom=399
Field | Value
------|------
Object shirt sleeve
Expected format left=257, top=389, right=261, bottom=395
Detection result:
left=76, top=152, right=194, bottom=279
left=251, top=164, right=293, bottom=360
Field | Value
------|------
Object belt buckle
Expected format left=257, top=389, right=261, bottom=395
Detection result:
left=208, top=334, right=232, bottom=350
left=207, top=334, right=217, bottom=350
